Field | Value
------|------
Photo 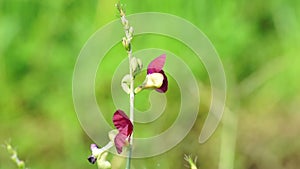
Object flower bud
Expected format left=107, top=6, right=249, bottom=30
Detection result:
left=121, top=37, right=131, bottom=51
left=122, top=37, right=127, bottom=47
left=18, top=161, right=25, bottom=168
left=6, top=144, right=14, bottom=154
left=129, top=26, right=134, bottom=35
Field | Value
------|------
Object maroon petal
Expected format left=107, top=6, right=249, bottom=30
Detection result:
left=113, top=110, right=133, bottom=136
left=114, top=132, right=127, bottom=154
left=112, top=110, right=133, bottom=154
left=155, top=70, right=168, bottom=93
left=147, top=54, right=166, bottom=74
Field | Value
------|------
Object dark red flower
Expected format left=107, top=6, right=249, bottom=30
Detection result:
left=146, top=54, right=168, bottom=93
left=112, top=110, right=133, bottom=154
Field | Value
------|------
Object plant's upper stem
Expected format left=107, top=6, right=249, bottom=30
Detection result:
left=117, top=3, right=134, bottom=169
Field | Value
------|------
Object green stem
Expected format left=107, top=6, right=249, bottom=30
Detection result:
left=128, top=50, right=134, bottom=127
left=126, top=49, right=134, bottom=169
left=117, top=3, right=134, bottom=169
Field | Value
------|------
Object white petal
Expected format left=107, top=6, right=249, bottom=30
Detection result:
left=144, top=73, right=164, bottom=88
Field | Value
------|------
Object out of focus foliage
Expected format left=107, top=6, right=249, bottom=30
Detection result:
left=0, top=0, right=299, bottom=169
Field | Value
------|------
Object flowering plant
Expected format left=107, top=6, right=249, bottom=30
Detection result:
left=87, top=3, right=169, bottom=169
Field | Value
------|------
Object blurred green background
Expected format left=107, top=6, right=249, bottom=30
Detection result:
left=1, top=0, right=300, bottom=169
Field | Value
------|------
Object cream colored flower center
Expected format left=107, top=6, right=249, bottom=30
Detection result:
left=144, top=73, right=164, bottom=88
